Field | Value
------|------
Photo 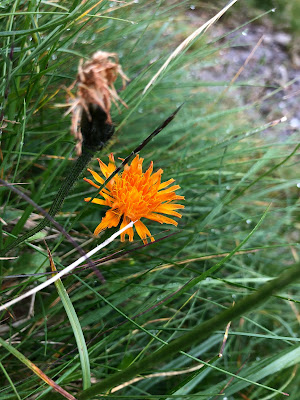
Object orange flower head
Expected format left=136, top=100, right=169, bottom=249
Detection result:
left=84, top=154, right=184, bottom=244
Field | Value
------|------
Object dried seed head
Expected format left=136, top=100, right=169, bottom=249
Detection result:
left=66, top=51, right=129, bottom=155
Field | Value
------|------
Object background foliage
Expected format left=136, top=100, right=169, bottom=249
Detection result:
left=1, top=1, right=299, bottom=399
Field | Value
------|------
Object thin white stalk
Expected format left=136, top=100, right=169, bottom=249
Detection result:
left=0, top=221, right=135, bottom=312
left=143, top=0, right=239, bottom=94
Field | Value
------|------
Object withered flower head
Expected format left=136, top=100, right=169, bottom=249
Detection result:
left=66, top=51, right=129, bottom=155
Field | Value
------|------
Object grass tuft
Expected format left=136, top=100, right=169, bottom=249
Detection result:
left=0, top=1, right=299, bottom=399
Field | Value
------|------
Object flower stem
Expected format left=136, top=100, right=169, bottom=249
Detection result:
left=1, top=149, right=93, bottom=255
left=1, top=105, right=114, bottom=255
left=77, top=261, right=300, bottom=399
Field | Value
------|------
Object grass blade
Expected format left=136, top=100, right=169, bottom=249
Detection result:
left=0, top=337, right=76, bottom=400
left=46, top=243, right=91, bottom=390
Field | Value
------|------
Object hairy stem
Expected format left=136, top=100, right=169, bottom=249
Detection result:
left=1, top=149, right=93, bottom=255
left=1, top=104, right=115, bottom=256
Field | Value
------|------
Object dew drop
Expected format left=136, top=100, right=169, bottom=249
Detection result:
left=296, top=183, right=300, bottom=188
left=246, top=219, right=252, bottom=224
left=290, top=118, right=300, bottom=129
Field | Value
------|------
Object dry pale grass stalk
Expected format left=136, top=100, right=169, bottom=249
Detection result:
left=109, top=319, right=233, bottom=394
left=143, top=0, right=239, bottom=94
left=0, top=221, right=135, bottom=313
left=109, top=363, right=205, bottom=393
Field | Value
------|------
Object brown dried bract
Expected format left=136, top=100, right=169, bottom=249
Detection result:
left=66, top=51, right=129, bottom=155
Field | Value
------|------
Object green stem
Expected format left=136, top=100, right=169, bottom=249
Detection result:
left=1, top=105, right=114, bottom=256
left=77, top=261, right=300, bottom=399
left=1, top=148, right=93, bottom=255
left=0, top=336, right=76, bottom=400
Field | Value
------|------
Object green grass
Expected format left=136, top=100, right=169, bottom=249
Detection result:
left=1, top=1, right=300, bottom=399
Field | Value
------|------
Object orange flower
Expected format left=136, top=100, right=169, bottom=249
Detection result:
left=84, top=154, right=184, bottom=244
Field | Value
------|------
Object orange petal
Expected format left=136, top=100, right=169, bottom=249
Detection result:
left=134, top=220, right=154, bottom=244
left=87, top=169, right=104, bottom=184
left=158, top=185, right=181, bottom=195
left=158, top=178, right=175, bottom=190
left=150, top=169, right=163, bottom=185
left=107, top=154, right=117, bottom=175
left=131, top=154, right=143, bottom=172
left=101, top=192, right=115, bottom=204
left=97, top=157, right=116, bottom=178
left=120, top=216, right=134, bottom=242
left=83, top=177, right=100, bottom=189
left=164, top=203, right=185, bottom=210
left=146, top=213, right=178, bottom=226
left=84, top=197, right=107, bottom=206
left=158, top=193, right=185, bottom=202
left=153, top=203, right=184, bottom=217
left=143, top=161, right=153, bottom=181
left=94, top=210, right=121, bottom=236
left=108, top=153, right=115, bottom=164
left=97, top=159, right=109, bottom=177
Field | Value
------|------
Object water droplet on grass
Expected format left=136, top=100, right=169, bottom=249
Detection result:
left=290, top=118, right=300, bottom=129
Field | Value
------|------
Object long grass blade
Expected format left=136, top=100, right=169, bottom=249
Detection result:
left=46, top=243, right=91, bottom=389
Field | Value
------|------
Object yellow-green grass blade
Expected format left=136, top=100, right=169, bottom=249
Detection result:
left=0, top=337, right=75, bottom=400
left=46, top=244, right=91, bottom=390
left=0, top=360, right=22, bottom=400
